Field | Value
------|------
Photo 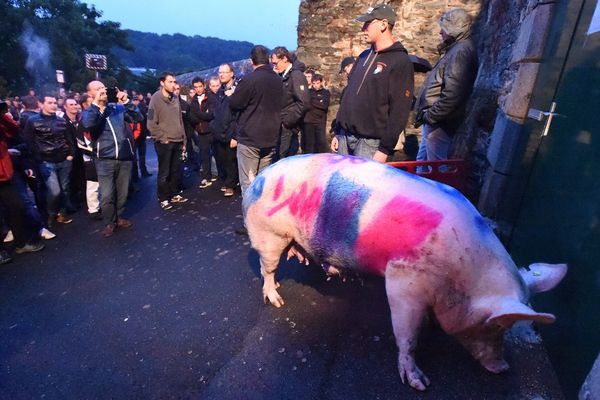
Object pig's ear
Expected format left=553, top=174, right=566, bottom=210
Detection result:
left=485, top=300, right=556, bottom=329
left=519, top=263, right=568, bottom=294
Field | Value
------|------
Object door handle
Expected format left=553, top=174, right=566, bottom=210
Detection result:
left=527, top=102, right=566, bottom=136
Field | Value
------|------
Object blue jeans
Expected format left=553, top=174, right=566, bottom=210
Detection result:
left=416, top=124, right=453, bottom=162
left=95, top=158, right=132, bottom=225
left=237, top=143, right=275, bottom=195
left=39, top=159, right=72, bottom=216
left=335, top=131, right=379, bottom=160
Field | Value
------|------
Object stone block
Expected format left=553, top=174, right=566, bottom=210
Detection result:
left=486, top=109, right=528, bottom=174
left=502, top=62, right=541, bottom=120
left=511, top=3, right=555, bottom=64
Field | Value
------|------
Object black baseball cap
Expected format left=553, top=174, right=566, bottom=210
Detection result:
left=356, top=4, right=397, bottom=25
left=339, top=56, right=355, bottom=74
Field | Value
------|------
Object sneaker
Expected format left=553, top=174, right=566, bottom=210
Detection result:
left=56, top=213, right=73, bottom=224
left=3, top=230, right=14, bottom=243
left=89, top=211, right=102, bottom=220
left=210, top=176, right=218, bottom=182
left=39, top=228, right=56, bottom=240
left=117, top=218, right=133, bottom=228
left=160, top=200, right=173, bottom=210
left=224, top=188, right=234, bottom=197
left=199, top=179, right=212, bottom=189
left=101, top=224, right=115, bottom=237
left=0, top=250, right=12, bottom=264
left=170, top=194, right=189, bottom=203
left=15, top=242, right=45, bottom=254
left=220, top=186, right=227, bottom=192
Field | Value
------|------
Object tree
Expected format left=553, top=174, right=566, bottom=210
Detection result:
left=0, top=0, right=132, bottom=96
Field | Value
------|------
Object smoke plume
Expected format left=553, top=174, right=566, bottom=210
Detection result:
left=19, top=21, right=53, bottom=87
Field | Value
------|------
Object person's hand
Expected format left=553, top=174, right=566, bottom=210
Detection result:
left=330, top=136, right=339, bottom=152
left=117, top=89, right=128, bottom=104
left=224, top=87, right=235, bottom=97
left=413, top=109, right=427, bottom=128
left=372, top=150, right=388, bottom=163
left=66, top=155, right=74, bottom=161
left=230, top=138, right=238, bottom=149
left=25, top=169, right=35, bottom=178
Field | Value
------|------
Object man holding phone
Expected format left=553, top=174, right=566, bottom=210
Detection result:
left=81, top=81, right=139, bottom=237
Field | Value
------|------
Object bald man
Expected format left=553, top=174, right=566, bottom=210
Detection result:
left=80, top=81, right=141, bottom=237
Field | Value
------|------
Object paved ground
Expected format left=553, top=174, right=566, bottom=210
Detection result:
left=0, top=148, right=565, bottom=399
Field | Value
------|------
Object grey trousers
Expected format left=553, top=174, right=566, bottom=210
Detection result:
left=236, top=143, right=276, bottom=195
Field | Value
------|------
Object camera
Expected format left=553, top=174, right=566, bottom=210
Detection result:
left=106, top=86, right=119, bottom=103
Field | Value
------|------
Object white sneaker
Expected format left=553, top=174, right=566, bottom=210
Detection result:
left=3, top=230, right=14, bottom=243
left=199, top=179, right=212, bottom=189
left=40, top=228, right=56, bottom=240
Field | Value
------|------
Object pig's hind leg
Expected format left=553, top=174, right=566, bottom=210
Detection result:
left=385, top=268, right=431, bottom=391
left=254, top=233, right=291, bottom=308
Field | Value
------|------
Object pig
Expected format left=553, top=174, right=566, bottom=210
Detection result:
left=243, top=153, right=567, bottom=391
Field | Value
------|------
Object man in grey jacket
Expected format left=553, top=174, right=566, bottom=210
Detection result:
left=414, top=8, right=478, bottom=162
left=147, top=72, right=188, bottom=210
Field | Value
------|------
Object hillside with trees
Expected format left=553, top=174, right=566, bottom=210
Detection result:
left=113, top=30, right=254, bottom=74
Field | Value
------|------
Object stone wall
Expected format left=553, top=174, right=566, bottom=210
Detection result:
left=296, top=0, right=533, bottom=200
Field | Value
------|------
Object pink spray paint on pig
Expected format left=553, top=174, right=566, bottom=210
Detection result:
left=243, top=153, right=567, bottom=391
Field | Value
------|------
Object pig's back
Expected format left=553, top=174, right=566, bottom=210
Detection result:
left=244, top=154, right=505, bottom=276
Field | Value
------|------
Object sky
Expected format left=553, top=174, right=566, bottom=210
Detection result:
left=89, top=0, right=301, bottom=49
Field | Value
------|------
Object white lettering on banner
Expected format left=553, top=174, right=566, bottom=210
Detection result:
left=587, top=1, right=600, bottom=35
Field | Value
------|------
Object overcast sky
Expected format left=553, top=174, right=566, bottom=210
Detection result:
left=89, top=0, right=301, bottom=49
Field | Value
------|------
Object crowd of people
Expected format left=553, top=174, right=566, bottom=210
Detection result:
left=0, top=3, right=477, bottom=262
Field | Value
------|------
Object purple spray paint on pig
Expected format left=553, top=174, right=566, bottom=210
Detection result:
left=243, top=153, right=567, bottom=391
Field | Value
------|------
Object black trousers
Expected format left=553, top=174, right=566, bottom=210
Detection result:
left=136, top=136, right=149, bottom=175
left=197, top=133, right=214, bottom=181
left=303, top=122, right=328, bottom=154
left=215, top=141, right=238, bottom=189
left=0, top=181, right=37, bottom=247
left=154, top=141, right=183, bottom=202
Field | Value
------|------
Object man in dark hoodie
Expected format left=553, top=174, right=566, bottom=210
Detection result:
left=414, top=8, right=477, bottom=162
left=270, top=46, right=310, bottom=159
left=331, top=3, right=414, bottom=163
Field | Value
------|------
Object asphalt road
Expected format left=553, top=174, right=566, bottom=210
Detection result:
left=0, top=148, right=565, bottom=399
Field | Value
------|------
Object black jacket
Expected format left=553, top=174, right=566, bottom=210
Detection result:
left=22, top=112, right=73, bottom=163
left=280, top=61, right=310, bottom=129
left=304, top=88, right=330, bottom=125
left=81, top=102, right=138, bottom=160
left=230, top=65, right=283, bottom=149
left=179, top=96, right=197, bottom=139
left=188, top=93, right=213, bottom=135
left=415, top=35, right=478, bottom=133
left=336, top=41, right=414, bottom=155
left=210, top=87, right=237, bottom=144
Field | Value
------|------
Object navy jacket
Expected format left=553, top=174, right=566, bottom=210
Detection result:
left=81, top=102, right=138, bottom=160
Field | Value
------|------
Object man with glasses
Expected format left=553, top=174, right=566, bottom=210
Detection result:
left=331, top=3, right=414, bottom=162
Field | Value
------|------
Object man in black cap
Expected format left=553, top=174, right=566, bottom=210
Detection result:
left=331, top=3, right=414, bottom=162
left=339, top=56, right=355, bottom=78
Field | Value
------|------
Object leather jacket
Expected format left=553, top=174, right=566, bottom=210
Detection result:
left=22, top=112, right=72, bottom=163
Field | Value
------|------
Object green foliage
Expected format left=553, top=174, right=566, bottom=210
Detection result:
left=113, top=30, right=254, bottom=74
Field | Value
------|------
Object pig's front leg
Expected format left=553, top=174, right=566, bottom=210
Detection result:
left=385, top=269, right=431, bottom=391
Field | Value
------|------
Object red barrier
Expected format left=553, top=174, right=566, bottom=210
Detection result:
left=387, top=159, right=468, bottom=194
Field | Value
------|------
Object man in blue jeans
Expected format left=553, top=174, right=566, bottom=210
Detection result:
left=331, top=4, right=414, bottom=162
left=81, top=81, right=138, bottom=237
left=22, top=95, right=76, bottom=227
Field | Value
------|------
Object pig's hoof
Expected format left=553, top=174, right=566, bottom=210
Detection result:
left=399, top=365, right=430, bottom=391
left=264, top=290, right=285, bottom=308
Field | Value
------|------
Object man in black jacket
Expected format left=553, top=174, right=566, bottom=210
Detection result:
left=230, top=45, right=283, bottom=195
left=331, top=3, right=414, bottom=162
left=270, top=46, right=310, bottom=159
left=22, top=95, right=76, bottom=226
left=188, top=77, right=214, bottom=188
left=303, top=74, right=330, bottom=153
left=414, top=8, right=477, bottom=162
